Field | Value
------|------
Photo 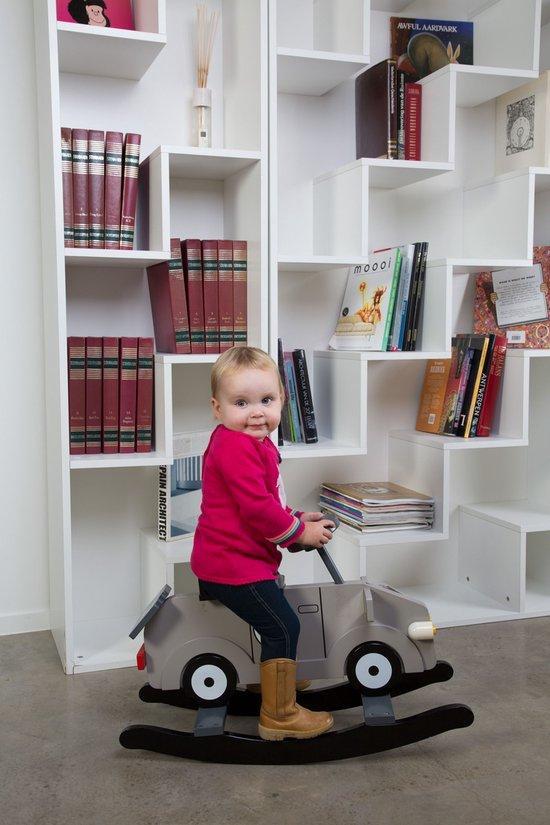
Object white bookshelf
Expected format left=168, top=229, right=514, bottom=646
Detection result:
left=32, top=0, right=550, bottom=673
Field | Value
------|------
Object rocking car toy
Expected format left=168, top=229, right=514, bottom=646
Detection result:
left=120, top=519, right=474, bottom=764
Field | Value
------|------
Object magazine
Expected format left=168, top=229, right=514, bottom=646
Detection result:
left=321, top=481, right=434, bottom=506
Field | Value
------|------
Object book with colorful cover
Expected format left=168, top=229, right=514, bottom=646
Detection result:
left=390, top=17, right=473, bottom=81
left=416, top=358, right=452, bottom=433
left=56, top=0, right=134, bottom=30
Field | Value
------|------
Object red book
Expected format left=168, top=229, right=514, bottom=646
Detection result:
left=72, top=128, right=89, bottom=247
left=405, top=82, right=422, bottom=161
left=477, top=336, right=507, bottom=437
left=61, top=127, right=74, bottom=248
left=120, top=133, right=141, bottom=250
left=102, top=336, right=119, bottom=453
left=136, top=338, right=154, bottom=452
left=104, top=131, right=123, bottom=249
left=88, top=130, right=105, bottom=249
left=182, top=239, right=206, bottom=354
left=218, top=240, right=234, bottom=353
left=232, top=241, right=247, bottom=347
left=119, top=337, right=138, bottom=453
left=67, top=337, right=86, bottom=455
left=202, top=240, right=220, bottom=355
left=147, top=238, right=191, bottom=353
left=85, top=337, right=102, bottom=453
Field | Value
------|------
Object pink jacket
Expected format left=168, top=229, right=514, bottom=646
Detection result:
left=190, top=425, right=305, bottom=584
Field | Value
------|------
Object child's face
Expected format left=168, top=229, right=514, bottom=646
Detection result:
left=212, top=367, right=283, bottom=441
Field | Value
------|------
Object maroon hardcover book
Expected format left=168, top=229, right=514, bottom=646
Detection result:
left=72, top=128, right=89, bottom=247
left=88, top=129, right=105, bottom=248
left=120, top=132, right=141, bottom=250
left=102, top=336, right=119, bottom=453
left=218, top=240, right=234, bottom=352
left=232, top=240, right=247, bottom=347
left=405, top=82, right=422, bottom=160
left=136, top=337, right=154, bottom=452
left=67, top=337, right=86, bottom=455
left=356, top=59, right=397, bottom=160
left=104, top=131, right=123, bottom=249
left=202, top=240, right=220, bottom=354
left=477, top=336, right=507, bottom=437
left=85, top=337, right=102, bottom=453
left=61, top=127, right=74, bottom=247
left=147, top=238, right=191, bottom=354
left=181, top=239, right=206, bottom=354
left=119, top=337, right=138, bottom=453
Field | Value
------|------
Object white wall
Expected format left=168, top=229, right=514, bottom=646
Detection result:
left=0, top=2, right=50, bottom=634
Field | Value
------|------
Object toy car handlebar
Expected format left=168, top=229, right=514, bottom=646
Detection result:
left=287, top=514, right=344, bottom=584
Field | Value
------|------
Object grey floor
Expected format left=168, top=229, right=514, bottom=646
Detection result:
left=1, top=619, right=549, bottom=825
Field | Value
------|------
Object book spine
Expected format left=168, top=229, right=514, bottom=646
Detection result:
left=85, top=337, right=102, bottom=453
left=405, top=83, right=422, bottom=161
left=440, top=337, right=461, bottom=435
left=390, top=246, right=412, bottom=351
left=88, top=130, right=105, bottom=249
left=158, top=465, right=168, bottom=541
left=102, top=336, right=119, bottom=453
left=120, top=132, right=141, bottom=250
left=408, top=241, right=428, bottom=351
left=147, top=239, right=191, bottom=354
left=381, top=248, right=402, bottom=351
left=72, top=128, right=89, bottom=248
left=456, top=345, right=483, bottom=437
left=119, top=337, right=138, bottom=453
left=402, top=243, right=422, bottom=350
left=202, top=240, right=220, bottom=355
left=218, top=240, right=234, bottom=353
left=463, top=337, right=490, bottom=438
left=61, top=127, right=74, bottom=248
left=284, top=353, right=303, bottom=442
left=136, top=337, right=154, bottom=453
left=232, top=240, right=247, bottom=347
left=468, top=335, right=495, bottom=438
left=104, top=131, right=123, bottom=249
left=477, top=338, right=507, bottom=437
left=292, top=350, right=318, bottom=443
left=277, top=338, right=292, bottom=445
left=67, top=337, right=86, bottom=455
left=397, top=71, right=406, bottom=160
left=452, top=347, right=474, bottom=435
left=182, top=239, right=206, bottom=354
left=388, top=59, right=397, bottom=159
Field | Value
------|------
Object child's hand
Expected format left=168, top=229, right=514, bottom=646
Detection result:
left=301, top=511, right=326, bottom=523
left=295, top=519, right=335, bottom=549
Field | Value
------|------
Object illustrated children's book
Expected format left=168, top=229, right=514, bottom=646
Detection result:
left=329, top=249, right=402, bottom=351
left=56, top=0, right=134, bottom=31
left=157, top=430, right=211, bottom=542
left=390, top=17, right=473, bottom=81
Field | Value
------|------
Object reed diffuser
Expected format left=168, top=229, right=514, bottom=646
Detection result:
left=194, top=4, right=219, bottom=148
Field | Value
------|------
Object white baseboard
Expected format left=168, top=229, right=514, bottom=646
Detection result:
left=0, top=609, right=51, bottom=636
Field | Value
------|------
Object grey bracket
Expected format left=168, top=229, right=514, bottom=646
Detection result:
left=194, top=705, right=228, bottom=737
left=362, top=694, right=396, bottom=726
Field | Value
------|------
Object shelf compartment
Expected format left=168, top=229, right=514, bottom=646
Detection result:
left=70, top=451, right=169, bottom=470
left=314, top=350, right=451, bottom=361
left=280, top=439, right=367, bottom=459
left=390, top=431, right=527, bottom=451
left=278, top=256, right=369, bottom=272
left=277, top=48, right=368, bottom=95
left=140, top=529, right=197, bottom=615
left=461, top=500, right=550, bottom=534
left=159, top=147, right=262, bottom=181
left=73, top=616, right=141, bottom=673
left=65, top=249, right=170, bottom=268
left=338, top=524, right=447, bottom=548
left=155, top=353, right=220, bottom=365
left=396, top=582, right=523, bottom=629
left=311, top=350, right=368, bottom=453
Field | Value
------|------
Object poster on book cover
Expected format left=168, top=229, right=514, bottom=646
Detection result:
left=390, top=17, right=473, bottom=81
left=56, top=0, right=134, bottom=30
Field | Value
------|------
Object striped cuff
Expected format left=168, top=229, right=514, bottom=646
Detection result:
left=268, top=516, right=304, bottom=546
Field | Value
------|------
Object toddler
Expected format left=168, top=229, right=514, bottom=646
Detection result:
left=191, top=346, right=334, bottom=740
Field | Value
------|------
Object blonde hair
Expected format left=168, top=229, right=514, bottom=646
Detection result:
left=211, top=346, right=285, bottom=399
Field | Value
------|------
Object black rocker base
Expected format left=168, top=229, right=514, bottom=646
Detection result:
left=137, top=660, right=455, bottom=715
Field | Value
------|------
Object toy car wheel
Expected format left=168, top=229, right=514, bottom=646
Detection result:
left=182, top=653, right=238, bottom=707
left=345, top=642, right=402, bottom=696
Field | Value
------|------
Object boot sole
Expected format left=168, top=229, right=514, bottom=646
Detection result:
left=258, top=718, right=334, bottom=741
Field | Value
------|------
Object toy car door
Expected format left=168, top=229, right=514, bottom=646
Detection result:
left=284, top=586, right=325, bottom=661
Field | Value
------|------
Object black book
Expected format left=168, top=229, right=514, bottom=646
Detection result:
left=403, top=242, right=423, bottom=350
left=291, top=350, right=318, bottom=444
left=454, top=334, right=489, bottom=437
left=356, top=59, right=397, bottom=160
left=409, top=241, right=429, bottom=351
left=468, top=334, right=496, bottom=438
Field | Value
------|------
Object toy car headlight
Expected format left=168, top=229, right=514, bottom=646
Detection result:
left=408, top=621, right=437, bottom=640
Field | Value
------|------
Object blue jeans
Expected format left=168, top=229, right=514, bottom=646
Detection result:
left=198, top=578, right=300, bottom=661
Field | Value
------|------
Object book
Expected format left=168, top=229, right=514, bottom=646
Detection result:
left=102, top=336, right=119, bottom=453
left=468, top=334, right=496, bottom=438
left=136, top=337, right=154, bottom=453
left=56, top=0, right=134, bottom=29
left=67, top=337, right=86, bottom=455
left=454, top=335, right=489, bottom=437
left=202, top=240, right=220, bottom=355
left=88, top=129, right=105, bottom=249
left=277, top=338, right=293, bottom=445
left=440, top=336, right=466, bottom=435
left=495, top=72, right=550, bottom=176
left=60, top=127, right=74, bottom=247
left=85, top=336, right=102, bottom=453
left=403, top=241, right=427, bottom=351
left=416, top=358, right=452, bottom=433
left=119, top=337, right=138, bottom=453
left=388, top=243, right=415, bottom=350
left=321, top=481, right=434, bottom=506
left=72, top=128, right=88, bottom=248
left=390, top=17, right=474, bottom=81
left=329, top=248, right=403, bottom=351
left=120, top=133, right=141, bottom=250
left=473, top=249, right=550, bottom=348
left=284, top=352, right=303, bottom=442
left=292, top=350, right=318, bottom=444
left=451, top=341, right=474, bottom=435
left=218, top=240, right=234, bottom=353
left=182, top=239, right=206, bottom=354
left=104, top=131, right=123, bottom=250
left=147, top=239, right=191, bottom=354
left=397, top=71, right=406, bottom=160
left=405, top=82, right=422, bottom=161
left=355, top=59, right=397, bottom=160
left=408, top=241, right=428, bottom=350
left=157, top=430, right=210, bottom=541
left=233, top=240, right=247, bottom=347
left=477, top=336, right=507, bottom=437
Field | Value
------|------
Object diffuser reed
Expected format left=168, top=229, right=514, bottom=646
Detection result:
left=193, top=4, right=219, bottom=148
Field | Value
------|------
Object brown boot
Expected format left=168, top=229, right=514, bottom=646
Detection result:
left=246, top=678, right=311, bottom=694
left=258, top=658, right=333, bottom=741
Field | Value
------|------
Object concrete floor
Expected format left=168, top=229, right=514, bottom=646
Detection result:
left=1, top=619, right=549, bottom=825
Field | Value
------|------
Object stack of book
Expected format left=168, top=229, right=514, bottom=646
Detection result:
left=320, top=482, right=434, bottom=533
left=61, top=128, right=141, bottom=250
left=67, top=336, right=154, bottom=455
left=147, top=238, right=247, bottom=355
left=416, top=333, right=507, bottom=438
left=277, top=340, right=318, bottom=445
left=329, top=243, right=428, bottom=352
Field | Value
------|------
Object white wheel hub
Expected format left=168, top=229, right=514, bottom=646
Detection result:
left=355, top=652, right=393, bottom=690
left=190, top=663, right=228, bottom=700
